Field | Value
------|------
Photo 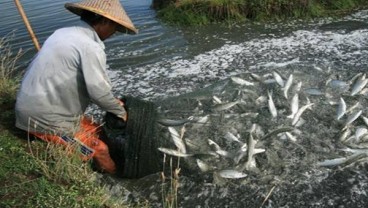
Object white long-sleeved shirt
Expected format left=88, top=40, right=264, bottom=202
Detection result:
left=15, top=21, right=126, bottom=135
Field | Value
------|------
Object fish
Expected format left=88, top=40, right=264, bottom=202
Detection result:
left=213, top=100, right=239, bottom=112
left=224, top=132, right=243, bottom=144
left=336, top=97, right=346, bottom=120
left=158, top=147, right=194, bottom=157
left=351, top=74, right=368, bottom=96
left=344, top=110, right=363, bottom=127
left=217, top=169, right=247, bottom=179
left=339, top=128, right=352, bottom=142
left=168, top=127, right=186, bottom=153
left=212, top=96, right=222, bottom=104
left=304, top=88, right=324, bottom=96
left=287, top=93, right=299, bottom=119
left=282, top=74, right=293, bottom=99
left=244, top=133, right=257, bottom=171
left=362, top=116, right=368, bottom=127
left=262, top=126, right=295, bottom=140
left=317, top=152, right=367, bottom=167
left=250, top=73, right=263, bottom=83
left=233, top=143, right=248, bottom=164
left=285, top=132, right=297, bottom=142
left=158, top=118, right=192, bottom=127
left=272, top=71, right=284, bottom=87
left=355, top=127, right=368, bottom=142
left=346, top=102, right=360, bottom=114
left=196, top=159, right=212, bottom=172
left=268, top=90, right=278, bottom=118
left=293, top=81, right=302, bottom=93
left=230, top=76, right=254, bottom=86
left=292, top=103, right=314, bottom=126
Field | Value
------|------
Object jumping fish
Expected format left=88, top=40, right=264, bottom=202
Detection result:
left=336, top=97, right=346, bottom=120
left=268, top=90, right=278, bottom=118
left=282, top=74, right=293, bottom=99
left=292, top=103, right=314, bottom=126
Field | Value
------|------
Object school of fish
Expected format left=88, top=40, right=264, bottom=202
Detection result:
left=156, top=68, right=368, bottom=185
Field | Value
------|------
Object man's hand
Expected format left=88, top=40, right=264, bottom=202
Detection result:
left=117, top=98, right=128, bottom=122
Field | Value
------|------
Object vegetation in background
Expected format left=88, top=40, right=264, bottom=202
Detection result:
left=154, top=0, right=368, bottom=25
left=0, top=35, right=22, bottom=111
left=0, top=36, right=131, bottom=208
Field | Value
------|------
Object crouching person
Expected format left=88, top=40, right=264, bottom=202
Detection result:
left=15, top=0, right=138, bottom=174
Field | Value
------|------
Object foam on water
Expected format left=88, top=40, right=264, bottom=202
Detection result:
left=108, top=13, right=368, bottom=101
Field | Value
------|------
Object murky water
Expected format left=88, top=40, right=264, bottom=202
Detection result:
left=3, top=0, right=368, bottom=207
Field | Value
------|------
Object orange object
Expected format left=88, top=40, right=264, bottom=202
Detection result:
left=32, top=117, right=116, bottom=174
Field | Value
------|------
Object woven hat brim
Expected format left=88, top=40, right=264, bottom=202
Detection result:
left=65, top=3, right=138, bottom=34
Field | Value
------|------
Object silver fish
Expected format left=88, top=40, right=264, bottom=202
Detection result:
left=345, top=110, right=363, bottom=127
left=196, top=159, right=212, bottom=172
left=240, top=133, right=257, bottom=171
left=217, top=169, right=247, bottom=179
left=282, top=74, right=293, bottom=99
left=262, top=126, right=294, bottom=140
left=158, top=147, right=194, bottom=157
left=317, top=152, right=366, bottom=167
left=339, top=128, right=352, bottom=142
left=346, top=102, right=360, bottom=114
left=362, top=116, right=368, bottom=127
left=213, top=100, right=239, bottom=112
left=351, top=74, right=368, bottom=96
left=250, top=73, right=263, bottom=82
left=292, top=103, right=314, bottom=126
left=230, top=76, right=254, bottom=86
left=285, top=132, right=297, bottom=142
left=212, top=96, right=222, bottom=104
left=273, top=71, right=285, bottom=87
left=168, top=127, right=186, bottom=153
left=336, top=97, right=346, bottom=120
left=158, top=118, right=192, bottom=127
left=304, top=88, right=324, bottom=96
left=355, top=127, right=368, bottom=142
left=224, top=132, right=243, bottom=144
left=287, top=93, right=299, bottom=119
left=293, top=81, right=302, bottom=93
left=268, top=90, right=278, bottom=118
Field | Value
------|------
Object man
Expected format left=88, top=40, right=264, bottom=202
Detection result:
left=15, top=0, right=137, bottom=174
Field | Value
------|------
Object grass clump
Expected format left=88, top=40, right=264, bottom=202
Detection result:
left=0, top=35, right=23, bottom=110
left=155, top=0, right=368, bottom=25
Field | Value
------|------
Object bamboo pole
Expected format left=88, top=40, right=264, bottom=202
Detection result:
left=14, top=0, right=41, bottom=51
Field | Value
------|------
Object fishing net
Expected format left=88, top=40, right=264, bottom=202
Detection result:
left=102, top=96, right=164, bottom=178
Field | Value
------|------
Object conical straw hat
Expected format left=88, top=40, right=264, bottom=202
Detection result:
left=65, top=0, right=138, bottom=34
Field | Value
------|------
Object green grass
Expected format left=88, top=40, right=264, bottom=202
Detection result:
left=155, top=0, right=368, bottom=25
